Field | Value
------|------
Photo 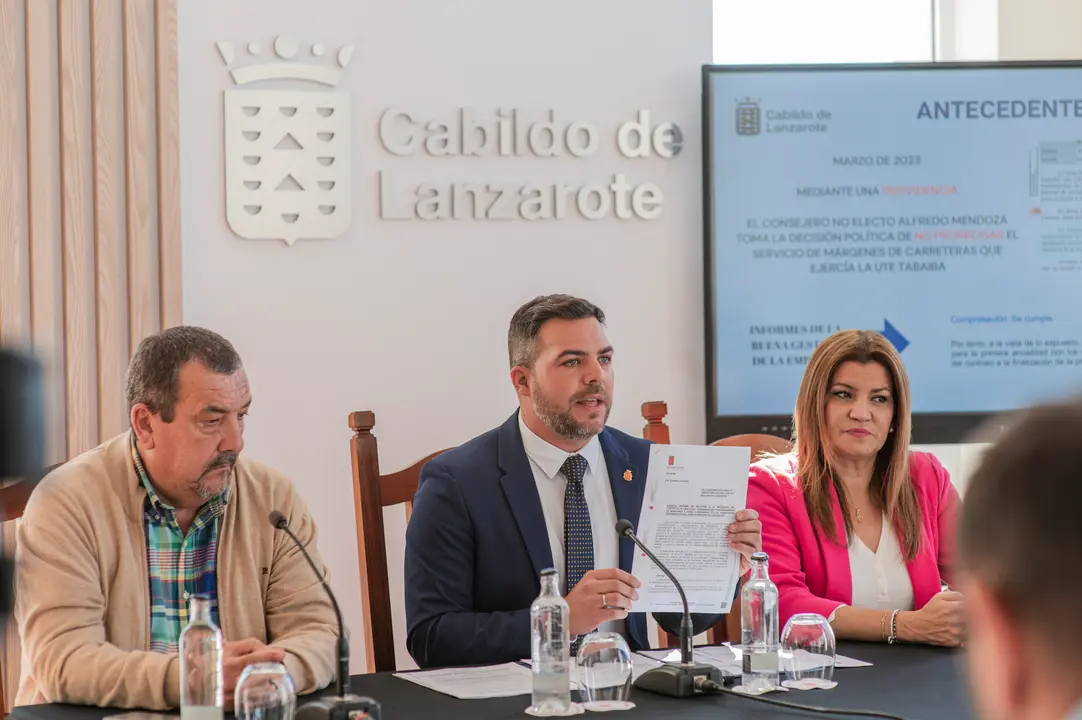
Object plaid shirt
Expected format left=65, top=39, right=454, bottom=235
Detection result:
left=131, top=439, right=228, bottom=654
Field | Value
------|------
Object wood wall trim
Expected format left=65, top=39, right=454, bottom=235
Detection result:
left=1, top=0, right=182, bottom=708
left=25, top=0, right=65, bottom=465
left=123, top=0, right=153, bottom=356
left=0, top=0, right=24, bottom=345
left=58, top=0, right=95, bottom=457
left=155, top=0, right=182, bottom=330
left=91, top=0, right=127, bottom=442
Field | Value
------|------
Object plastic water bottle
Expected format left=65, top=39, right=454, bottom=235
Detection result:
left=741, top=551, right=779, bottom=692
left=180, top=594, right=224, bottom=720
left=530, top=568, right=571, bottom=713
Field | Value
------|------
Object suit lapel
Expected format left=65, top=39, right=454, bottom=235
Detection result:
left=822, top=480, right=853, bottom=603
left=497, top=413, right=555, bottom=578
left=598, top=430, right=645, bottom=575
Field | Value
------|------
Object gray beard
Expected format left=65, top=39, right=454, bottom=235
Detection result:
left=195, top=465, right=232, bottom=499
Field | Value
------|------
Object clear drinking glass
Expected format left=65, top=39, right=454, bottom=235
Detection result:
left=575, top=632, right=634, bottom=711
left=779, top=613, right=836, bottom=689
left=234, top=663, right=296, bottom=720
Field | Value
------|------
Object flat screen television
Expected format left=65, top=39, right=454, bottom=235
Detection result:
left=703, top=61, right=1082, bottom=444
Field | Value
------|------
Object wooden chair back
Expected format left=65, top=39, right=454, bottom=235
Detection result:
left=639, top=402, right=792, bottom=648
left=348, top=411, right=449, bottom=674
left=0, top=479, right=36, bottom=523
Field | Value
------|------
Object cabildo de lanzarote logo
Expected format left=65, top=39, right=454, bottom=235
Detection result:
left=217, top=35, right=354, bottom=246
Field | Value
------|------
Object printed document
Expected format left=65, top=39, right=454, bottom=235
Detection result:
left=396, top=657, right=669, bottom=700
left=639, top=645, right=872, bottom=672
left=522, top=654, right=665, bottom=684
left=393, top=663, right=533, bottom=699
left=630, top=444, right=751, bottom=614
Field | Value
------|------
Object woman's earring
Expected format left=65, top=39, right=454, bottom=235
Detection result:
left=889, top=427, right=895, bottom=433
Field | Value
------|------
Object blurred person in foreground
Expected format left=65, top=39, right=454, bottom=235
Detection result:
left=15, top=327, right=336, bottom=709
left=747, top=329, right=965, bottom=645
left=959, top=398, right=1082, bottom=720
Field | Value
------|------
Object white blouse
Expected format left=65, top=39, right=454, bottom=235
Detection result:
left=829, top=522, right=914, bottom=622
left=849, top=522, right=914, bottom=610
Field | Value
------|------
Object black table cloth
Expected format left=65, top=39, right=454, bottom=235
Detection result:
left=9, top=642, right=974, bottom=720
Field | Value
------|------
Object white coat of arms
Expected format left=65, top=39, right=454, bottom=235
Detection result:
left=217, top=36, right=354, bottom=246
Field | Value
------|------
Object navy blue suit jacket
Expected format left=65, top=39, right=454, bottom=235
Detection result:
left=404, top=412, right=724, bottom=668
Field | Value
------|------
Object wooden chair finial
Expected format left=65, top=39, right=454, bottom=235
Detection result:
left=641, top=401, right=670, bottom=445
left=348, top=411, right=375, bottom=433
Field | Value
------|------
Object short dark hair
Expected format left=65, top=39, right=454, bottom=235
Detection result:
left=959, top=397, right=1082, bottom=667
left=507, top=294, right=606, bottom=369
left=125, top=326, right=243, bottom=422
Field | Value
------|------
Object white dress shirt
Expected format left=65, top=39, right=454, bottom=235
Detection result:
left=518, top=414, right=625, bottom=638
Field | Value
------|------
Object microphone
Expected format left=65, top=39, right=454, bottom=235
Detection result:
left=269, top=511, right=382, bottom=720
left=615, top=518, right=723, bottom=697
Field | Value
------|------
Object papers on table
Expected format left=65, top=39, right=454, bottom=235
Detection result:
left=727, top=644, right=872, bottom=670
left=394, top=663, right=534, bottom=699
left=826, top=653, right=873, bottom=669
left=394, top=647, right=869, bottom=700
left=639, top=645, right=742, bottom=677
left=395, top=655, right=669, bottom=699
left=522, top=654, right=665, bottom=684
left=627, top=653, right=665, bottom=679
left=639, top=644, right=872, bottom=674
left=630, top=444, right=751, bottom=615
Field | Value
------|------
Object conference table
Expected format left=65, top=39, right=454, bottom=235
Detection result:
left=10, top=642, right=973, bottom=720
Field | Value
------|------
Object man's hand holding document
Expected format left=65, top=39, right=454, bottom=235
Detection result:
left=630, top=444, right=752, bottom=614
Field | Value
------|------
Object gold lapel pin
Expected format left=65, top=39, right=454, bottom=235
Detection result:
left=623, top=469, right=633, bottom=482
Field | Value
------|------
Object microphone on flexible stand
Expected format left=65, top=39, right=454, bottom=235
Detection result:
left=615, top=518, right=723, bottom=697
left=269, top=511, right=382, bottom=720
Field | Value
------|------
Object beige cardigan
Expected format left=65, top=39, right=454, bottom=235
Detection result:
left=14, top=432, right=338, bottom=709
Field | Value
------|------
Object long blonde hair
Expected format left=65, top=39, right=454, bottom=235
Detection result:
left=792, top=330, right=922, bottom=560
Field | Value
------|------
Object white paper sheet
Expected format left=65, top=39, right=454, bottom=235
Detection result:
left=638, top=645, right=742, bottom=676
left=396, top=657, right=668, bottom=701
left=522, top=654, right=665, bottom=684
left=728, top=644, right=873, bottom=670
left=393, top=663, right=535, bottom=699
left=638, top=645, right=872, bottom=673
left=630, top=444, right=751, bottom=614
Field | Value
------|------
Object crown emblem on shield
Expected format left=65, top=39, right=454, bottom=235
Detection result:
left=217, top=36, right=354, bottom=246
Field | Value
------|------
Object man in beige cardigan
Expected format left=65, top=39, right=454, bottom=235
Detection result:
left=14, top=326, right=337, bottom=710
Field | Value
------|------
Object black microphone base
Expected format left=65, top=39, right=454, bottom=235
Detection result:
left=633, top=663, right=724, bottom=698
left=294, top=695, right=382, bottom=720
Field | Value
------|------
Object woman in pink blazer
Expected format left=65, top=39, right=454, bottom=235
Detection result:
left=747, top=329, right=965, bottom=646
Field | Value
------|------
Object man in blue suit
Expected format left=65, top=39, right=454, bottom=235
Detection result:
left=404, top=294, right=762, bottom=668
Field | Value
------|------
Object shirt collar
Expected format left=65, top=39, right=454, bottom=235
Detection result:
left=130, top=435, right=230, bottom=512
left=518, top=412, right=602, bottom=481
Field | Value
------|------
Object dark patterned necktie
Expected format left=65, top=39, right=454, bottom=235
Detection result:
left=562, top=453, right=593, bottom=655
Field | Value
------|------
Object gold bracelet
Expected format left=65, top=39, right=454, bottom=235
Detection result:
left=880, top=613, right=888, bottom=640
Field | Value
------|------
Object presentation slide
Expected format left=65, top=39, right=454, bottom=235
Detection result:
left=707, top=65, right=1082, bottom=419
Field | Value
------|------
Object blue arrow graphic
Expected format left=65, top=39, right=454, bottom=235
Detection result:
left=882, top=319, right=909, bottom=352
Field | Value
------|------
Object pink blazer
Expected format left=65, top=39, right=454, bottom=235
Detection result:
left=747, top=451, right=960, bottom=629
